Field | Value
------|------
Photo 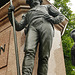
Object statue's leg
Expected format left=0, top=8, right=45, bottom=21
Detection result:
left=37, top=22, right=53, bottom=75
left=22, top=26, right=38, bottom=75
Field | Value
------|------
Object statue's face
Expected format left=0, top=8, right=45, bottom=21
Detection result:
left=31, top=0, right=40, bottom=4
left=31, top=0, right=40, bottom=2
left=28, top=0, right=40, bottom=8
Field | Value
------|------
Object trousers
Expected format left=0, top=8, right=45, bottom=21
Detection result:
left=22, top=18, right=53, bottom=75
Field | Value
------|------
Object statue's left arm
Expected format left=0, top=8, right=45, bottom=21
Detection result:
left=47, top=5, right=65, bottom=24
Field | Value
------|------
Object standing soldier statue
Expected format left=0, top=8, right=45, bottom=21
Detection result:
left=8, top=0, right=65, bottom=75
left=70, top=29, right=75, bottom=66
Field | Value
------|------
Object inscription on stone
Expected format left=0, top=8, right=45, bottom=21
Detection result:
left=0, top=44, right=6, bottom=55
left=0, top=29, right=10, bottom=68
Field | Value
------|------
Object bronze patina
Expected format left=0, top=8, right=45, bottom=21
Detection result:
left=70, top=29, right=75, bottom=66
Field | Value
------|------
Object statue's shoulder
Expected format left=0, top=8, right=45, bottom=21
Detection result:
left=42, top=4, right=51, bottom=6
left=42, top=4, right=51, bottom=7
left=41, top=4, right=51, bottom=8
left=40, top=4, right=52, bottom=11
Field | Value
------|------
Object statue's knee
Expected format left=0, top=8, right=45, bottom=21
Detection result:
left=25, top=49, right=36, bottom=59
left=40, top=55, right=49, bottom=64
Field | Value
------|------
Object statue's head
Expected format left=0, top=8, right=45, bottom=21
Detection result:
left=26, top=0, right=43, bottom=6
left=70, top=29, right=75, bottom=42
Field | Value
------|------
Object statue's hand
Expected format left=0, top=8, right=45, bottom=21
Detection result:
left=8, top=5, right=15, bottom=26
left=8, top=5, right=15, bottom=12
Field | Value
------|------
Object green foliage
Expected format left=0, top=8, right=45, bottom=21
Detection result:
left=62, top=36, right=75, bottom=75
left=49, top=0, right=75, bottom=74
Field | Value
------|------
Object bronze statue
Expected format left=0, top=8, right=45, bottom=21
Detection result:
left=8, top=0, right=65, bottom=75
left=70, top=29, right=75, bottom=66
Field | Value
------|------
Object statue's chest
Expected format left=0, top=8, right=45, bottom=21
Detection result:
left=30, top=6, right=48, bottom=14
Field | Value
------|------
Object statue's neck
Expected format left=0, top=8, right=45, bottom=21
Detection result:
left=30, top=2, right=40, bottom=8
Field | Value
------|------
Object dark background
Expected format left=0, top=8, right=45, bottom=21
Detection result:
left=0, top=0, right=9, bottom=7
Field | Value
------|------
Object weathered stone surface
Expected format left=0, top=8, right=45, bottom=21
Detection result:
left=0, top=29, right=10, bottom=68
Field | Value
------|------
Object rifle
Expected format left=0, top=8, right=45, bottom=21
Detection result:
left=10, top=0, right=21, bottom=75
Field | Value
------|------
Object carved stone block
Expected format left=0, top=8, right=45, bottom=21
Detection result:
left=0, top=29, right=10, bottom=68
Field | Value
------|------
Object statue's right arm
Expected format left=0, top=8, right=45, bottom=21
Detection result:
left=8, top=5, right=27, bottom=31
left=47, top=5, right=65, bottom=24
